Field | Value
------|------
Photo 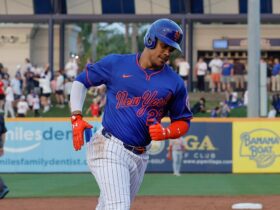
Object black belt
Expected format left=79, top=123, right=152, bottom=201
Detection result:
left=101, top=128, right=146, bottom=155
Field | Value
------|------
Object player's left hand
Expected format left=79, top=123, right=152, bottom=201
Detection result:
left=71, top=114, right=93, bottom=151
left=149, top=123, right=169, bottom=141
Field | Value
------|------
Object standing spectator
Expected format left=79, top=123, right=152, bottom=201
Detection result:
left=4, top=82, right=15, bottom=118
left=21, top=58, right=32, bottom=76
left=271, top=58, right=280, bottom=92
left=167, top=137, right=185, bottom=176
left=272, top=94, right=280, bottom=115
left=86, top=98, right=100, bottom=117
left=176, top=56, right=190, bottom=88
left=221, top=58, right=234, bottom=91
left=11, top=73, right=23, bottom=112
left=54, top=70, right=65, bottom=108
left=0, top=76, right=5, bottom=112
left=17, top=96, right=29, bottom=117
left=34, top=75, right=51, bottom=113
left=267, top=58, right=273, bottom=91
left=32, top=93, right=40, bottom=117
left=0, top=114, right=9, bottom=199
left=0, top=63, right=4, bottom=78
left=209, top=55, right=223, bottom=93
left=194, top=57, right=207, bottom=92
left=233, top=59, right=246, bottom=91
left=64, top=77, right=74, bottom=107
left=65, top=56, right=79, bottom=79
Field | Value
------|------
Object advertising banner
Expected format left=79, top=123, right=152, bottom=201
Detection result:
left=1, top=120, right=232, bottom=173
left=146, top=122, right=232, bottom=172
left=233, top=121, right=280, bottom=173
left=0, top=121, right=101, bottom=173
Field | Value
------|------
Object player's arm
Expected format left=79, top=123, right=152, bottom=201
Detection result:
left=70, top=80, right=93, bottom=151
left=149, top=119, right=190, bottom=141
left=149, top=77, right=192, bottom=141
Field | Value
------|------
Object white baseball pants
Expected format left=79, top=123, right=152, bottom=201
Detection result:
left=86, top=128, right=149, bottom=210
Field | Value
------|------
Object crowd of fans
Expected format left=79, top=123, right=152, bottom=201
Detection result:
left=174, top=55, right=280, bottom=118
left=0, top=54, right=279, bottom=118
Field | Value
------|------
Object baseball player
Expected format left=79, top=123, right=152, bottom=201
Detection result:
left=70, top=18, right=193, bottom=210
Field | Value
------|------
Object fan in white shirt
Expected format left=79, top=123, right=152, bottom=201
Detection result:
left=4, top=83, right=15, bottom=118
left=17, top=96, right=29, bottom=117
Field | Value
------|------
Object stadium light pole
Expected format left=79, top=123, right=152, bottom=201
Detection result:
left=247, top=0, right=261, bottom=117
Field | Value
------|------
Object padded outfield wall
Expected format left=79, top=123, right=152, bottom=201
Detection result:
left=1, top=118, right=279, bottom=173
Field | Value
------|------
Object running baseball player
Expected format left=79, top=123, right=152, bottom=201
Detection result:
left=70, top=18, right=193, bottom=210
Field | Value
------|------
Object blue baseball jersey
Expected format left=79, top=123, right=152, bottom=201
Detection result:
left=76, top=53, right=192, bottom=146
left=222, top=63, right=233, bottom=76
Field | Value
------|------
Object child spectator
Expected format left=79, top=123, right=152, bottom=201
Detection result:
left=211, top=106, right=220, bottom=118
left=32, top=93, right=40, bottom=117
left=86, top=98, right=100, bottom=117
left=17, top=96, right=29, bottom=117
left=220, top=101, right=231, bottom=117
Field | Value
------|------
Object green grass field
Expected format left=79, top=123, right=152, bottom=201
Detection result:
left=1, top=173, right=279, bottom=198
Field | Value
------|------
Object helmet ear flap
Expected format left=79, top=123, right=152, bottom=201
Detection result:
left=144, top=29, right=157, bottom=49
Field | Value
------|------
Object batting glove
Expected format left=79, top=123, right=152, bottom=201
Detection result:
left=149, top=123, right=170, bottom=141
left=71, top=114, right=93, bottom=151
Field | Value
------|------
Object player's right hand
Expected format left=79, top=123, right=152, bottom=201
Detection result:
left=71, top=114, right=93, bottom=151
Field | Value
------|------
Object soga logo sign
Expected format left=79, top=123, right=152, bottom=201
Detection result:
left=240, top=129, right=280, bottom=168
left=184, top=135, right=217, bottom=151
left=5, top=127, right=72, bottom=153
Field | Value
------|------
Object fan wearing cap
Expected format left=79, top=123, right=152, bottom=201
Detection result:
left=70, top=18, right=193, bottom=209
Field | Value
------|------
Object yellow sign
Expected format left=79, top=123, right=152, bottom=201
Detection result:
left=233, top=121, right=280, bottom=173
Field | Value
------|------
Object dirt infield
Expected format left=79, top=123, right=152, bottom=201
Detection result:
left=0, top=195, right=279, bottom=210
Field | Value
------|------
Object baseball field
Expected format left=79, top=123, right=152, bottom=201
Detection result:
left=0, top=173, right=279, bottom=210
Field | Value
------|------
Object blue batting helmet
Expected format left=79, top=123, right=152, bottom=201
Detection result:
left=144, top=18, right=183, bottom=52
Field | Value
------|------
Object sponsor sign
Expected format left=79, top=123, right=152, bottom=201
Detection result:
left=0, top=121, right=101, bottom=172
left=146, top=122, right=232, bottom=172
left=233, top=121, right=280, bottom=173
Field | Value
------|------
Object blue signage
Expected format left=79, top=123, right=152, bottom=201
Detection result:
left=146, top=122, right=232, bottom=173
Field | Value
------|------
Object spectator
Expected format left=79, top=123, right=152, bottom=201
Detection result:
left=64, top=77, right=74, bottom=107
left=211, top=106, right=220, bottom=118
left=86, top=98, right=100, bottom=117
left=34, top=75, right=51, bottom=113
left=4, top=82, right=15, bottom=118
left=194, top=57, right=207, bottom=92
left=209, top=55, right=223, bottom=93
left=0, top=76, right=5, bottom=112
left=65, top=56, right=79, bottom=79
left=191, top=97, right=206, bottom=115
left=221, top=58, right=234, bottom=91
left=219, top=101, right=230, bottom=117
left=54, top=70, right=65, bottom=108
left=176, top=56, right=190, bottom=88
left=266, top=58, right=273, bottom=91
left=32, top=93, right=40, bottom=117
left=271, top=58, right=280, bottom=92
left=233, top=59, right=246, bottom=91
left=272, top=94, right=280, bottom=115
left=17, top=96, right=29, bottom=117
left=21, top=58, right=32, bottom=76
